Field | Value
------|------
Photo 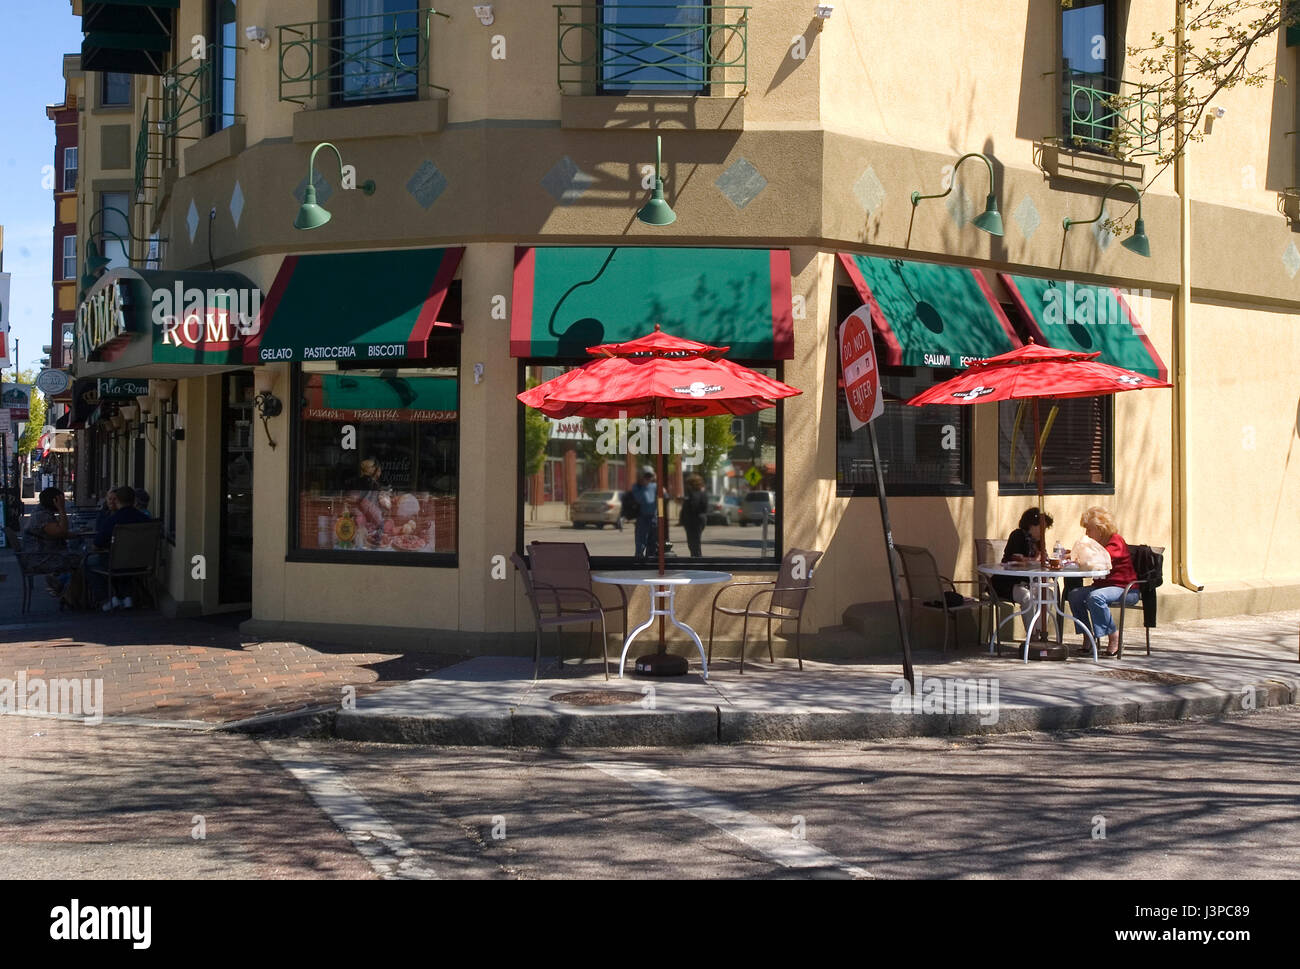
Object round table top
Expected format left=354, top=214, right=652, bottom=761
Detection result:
left=592, top=569, right=734, bottom=586
left=977, top=562, right=1111, bottom=579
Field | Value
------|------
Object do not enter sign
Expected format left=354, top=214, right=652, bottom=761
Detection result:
left=839, top=305, right=883, bottom=430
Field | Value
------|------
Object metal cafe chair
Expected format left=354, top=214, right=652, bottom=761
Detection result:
left=707, top=548, right=823, bottom=673
left=529, top=540, right=628, bottom=657
left=893, top=544, right=986, bottom=654
left=1071, top=544, right=1164, bottom=659
left=87, top=520, right=164, bottom=609
left=510, top=550, right=612, bottom=680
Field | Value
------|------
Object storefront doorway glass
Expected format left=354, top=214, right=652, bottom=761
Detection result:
left=219, top=372, right=254, bottom=603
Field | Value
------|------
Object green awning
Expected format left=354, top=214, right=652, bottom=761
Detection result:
left=510, top=247, right=793, bottom=359
left=838, top=253, right=1020, bottom=368
left=313, top=374, right=458, bottom=421
left=243, top=248, right=462, bottom=364
left=81, top=1, right=178, bottom=75
left=1000, top=274, right=1167, bottom=380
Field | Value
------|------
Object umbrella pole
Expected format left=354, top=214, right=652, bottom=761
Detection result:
left=657, top=402, right=666, bottom=652
left=869, top=423, right=915, bottom=690
left=1033, top=398, right=1047, bottom=568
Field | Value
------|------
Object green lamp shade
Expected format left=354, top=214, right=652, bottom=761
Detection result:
left=294, top=184, right=332, bottom=230
left=972, top=192, right=1004, bottom=237
left=1121, top=217, right=1151, bottom=257
left=85, top=241, right=111, bottom=274
left=636, top=178, right=677, bottom=227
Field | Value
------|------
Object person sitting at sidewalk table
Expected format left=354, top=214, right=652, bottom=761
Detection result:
left=992, top=506, right=1055, bottom=640
left=1066, top=505, right=1139, bottom=656
left=88, top=485, right=150, bottom=612
left=22, top=488, right=82, bottom=597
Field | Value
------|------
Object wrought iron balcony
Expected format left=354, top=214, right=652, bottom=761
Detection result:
left=556, top=4, right=748, bottom=95
left=134, top=103, right=162, bottom=207
left=1062, top=70, right=1162, bottom=158
left=278, top=7, right=450, bottom=106
left=159, top=47, right=242, bottom=161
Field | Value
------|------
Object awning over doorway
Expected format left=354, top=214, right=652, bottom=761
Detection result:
left=80, top=0, right=177, bottom=75
left=838, top=253, right=1020, bottom=368
left=511, top=247, right=793, bottom=359
left=244, top=248, right=462, bottom=365
left=1000, top=273, right=1167, bottom=380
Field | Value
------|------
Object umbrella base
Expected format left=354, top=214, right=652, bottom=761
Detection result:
left=1025, top=644, right=1069, bottom=662
left=633, top=653, right=690, bottom=676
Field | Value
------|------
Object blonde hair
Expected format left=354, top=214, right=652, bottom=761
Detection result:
left=1080, top=506, right=1117, bottom=542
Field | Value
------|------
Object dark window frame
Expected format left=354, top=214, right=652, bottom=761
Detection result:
left=207, top=0, right=238, bottom=136
left=63, top=147, right=78, bottom=191
left=516, top=357, right=783, bottom=572
left=61, top=233, right=77, bottom=280
left=595, top=0, right=712, bottom=96
left=329, top=0, right=423, bottom=108
left=1059, top=0, right=1124, bottom=155
left=101, top=71, right=132, bottom=107
left=286, top=348, right=463, bottom=569
left=997, top=395, right=1115, bottom=496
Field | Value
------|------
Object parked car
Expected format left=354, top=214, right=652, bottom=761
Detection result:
left=570, top=491, right=623, bottom=528
left=706, top=493, right=741, bottom=526
left=740, top=490, right=776, bottom=525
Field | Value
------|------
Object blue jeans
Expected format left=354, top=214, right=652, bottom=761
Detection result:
left=634, top=517, right=658, bottom=560
left=1067, top=584, right=1139, bottom=638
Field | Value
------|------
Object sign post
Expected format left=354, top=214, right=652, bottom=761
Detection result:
left=839, top=306, right=914, bottom=689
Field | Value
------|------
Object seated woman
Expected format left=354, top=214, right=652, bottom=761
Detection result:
left=1066, top=505, right=1139, bottom=656
left=992, top=507, right=1054, bottom=639
left=21, top=487, right=82, bottom=596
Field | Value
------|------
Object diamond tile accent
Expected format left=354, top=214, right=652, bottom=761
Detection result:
left=186, top=200, right=199, bottom=243
left=852, top=166, right=887, bottom=215
left=716, top=157, right=767, bottom=210
left=229, top=180, right=244, bottom=228
left=1092, top=204, right=1115, bottom=251
left=293, top=169, right=333, bottom=205
left=406, top=160, right=447, bottom=209
left=1012, top=195, right=1040, bottom=240
left=946, top=187, right=973, bottom=228
left=1283, top=241, right=1300, bottom=279
left=540, top=155, right=594, bottom=206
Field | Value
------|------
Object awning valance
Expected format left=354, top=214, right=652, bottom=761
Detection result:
left=1000, top=273, right=1167, bottom=380
left=301, top=373, right=458, bottom=423
left=243, top=247, right=462, bottom=364
left=511, top=247, right=793, bottom=359
left=81, top=0, right=178, bottom=75
left=838, top=253, right=1020, bottom=368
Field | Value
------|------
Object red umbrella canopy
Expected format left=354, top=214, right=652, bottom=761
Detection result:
left=905, top=342, right=1171, bottom=406
left=518, top=326, right=801, bottom=418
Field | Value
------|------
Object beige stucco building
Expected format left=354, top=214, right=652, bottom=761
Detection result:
left=64, top=0, right=1300, bottom=660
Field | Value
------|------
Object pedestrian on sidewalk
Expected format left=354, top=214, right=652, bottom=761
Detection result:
left=21, top=488, right=82, bottom=596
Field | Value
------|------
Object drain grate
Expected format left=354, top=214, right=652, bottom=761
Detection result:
left=1096, top=669, right=1206, bottom=685
left=549, top=690, right=645, bottom=707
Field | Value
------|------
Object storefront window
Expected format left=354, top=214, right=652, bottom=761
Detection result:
left=520, top=362, right=781, bottom=565
left=836, top=368, right=973, bottom=497
left=293, top=356, right=459, bottom=562
left=998, top=396, right=1113, bottom=494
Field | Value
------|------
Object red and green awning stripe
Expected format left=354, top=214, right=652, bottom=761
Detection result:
left=511, top=246, right=793, bottom=359
left=243, top=247, right=462, bottom=364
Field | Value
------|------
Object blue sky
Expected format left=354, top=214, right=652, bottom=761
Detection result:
left=0, top=1, right=84, bottom=375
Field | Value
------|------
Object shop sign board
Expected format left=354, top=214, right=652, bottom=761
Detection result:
left=36, top=369, right=72, bottom=396
left=1, top=383, right=31, bottom=422
left=97, top=378, right=149, bottom=399
left=839, top=305, right=884, bottom=431
left=75, top=278, right=134, bottom=360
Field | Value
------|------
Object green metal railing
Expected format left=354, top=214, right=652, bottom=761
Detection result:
left=1063, top=71, right=1162, bottom=158
left=134, top=104, right=158, bottom=206
left=556, top=4, right=748, bottom=94
left=278, top=7, right=450, bottom=105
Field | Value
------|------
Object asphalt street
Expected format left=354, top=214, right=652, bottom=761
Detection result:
left=2, top=706, right=1297, bottom=879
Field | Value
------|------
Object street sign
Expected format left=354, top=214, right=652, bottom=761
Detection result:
left=744, top=465, right=763, bottom=488
left=838, top=305, right=884, bottom=431
left=0, top=384, right=29, bottom=422
left=35, top=369, right=72, bottom=396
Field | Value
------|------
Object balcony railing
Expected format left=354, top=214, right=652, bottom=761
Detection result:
left=556, top=4, right=749, bottom=95
left=278, top=7, right=450, bottom=106
left=134, top=103, right=163, bottom=208
left=1062, top=71, right=1162, bottom=158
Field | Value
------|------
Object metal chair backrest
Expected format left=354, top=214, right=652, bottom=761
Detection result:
left=894, top=545, right=945, bottom=604
left=510, top=551, right=545, bottom=624
left=771, top=547, right=822, bottom=612
left=108, top=520, right=163, bottom=574
left=974, top=538, right=1007, bottom=567
left=528, top=541, right=594, bottom=595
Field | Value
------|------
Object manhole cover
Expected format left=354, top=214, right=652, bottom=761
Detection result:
left=549, top=690, right=644, bottom=707
left=1096, top=669, right=1206, bottom=685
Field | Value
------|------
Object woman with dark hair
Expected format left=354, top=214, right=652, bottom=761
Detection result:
left=678, top=473, right=708, bottom=558
left=991, top=506, right=1055, bottom=637
left=22, top=488, right=80, bottom=595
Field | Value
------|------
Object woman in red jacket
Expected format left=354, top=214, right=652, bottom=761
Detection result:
left=1066, top=506, right=1139, bottom=656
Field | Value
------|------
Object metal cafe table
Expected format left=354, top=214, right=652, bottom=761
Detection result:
left=591, top=570, right=732, bottom=679
left=977, top=562, right=1111, bottom=662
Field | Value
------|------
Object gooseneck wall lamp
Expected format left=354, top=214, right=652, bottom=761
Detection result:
left=910, top=152, right=1004, bottom=237
left=81, top=204, right=166, bottom=294
left=294, top=142, right=377, bottom=230
left=635, top=136, right=677, bottom=227
left=1062, top=180, right=1151, bottom=257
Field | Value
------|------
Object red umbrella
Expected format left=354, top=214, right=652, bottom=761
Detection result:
left=907, top=341, right=1171, bottom=563
left=519, top=325, right=801, bottom=576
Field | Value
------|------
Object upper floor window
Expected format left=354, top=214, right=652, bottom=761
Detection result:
left=599, top=1, right=708, bottom=93
left=63, top=147, right=78, bottom=191
left=334, top=0, right=421, bottom=104
left=1061, top=0, right=1119, bottom=153
left=99, top=192, right=131, bottom=271
left=101, top=72, right=132, bottom=107
left=209, top=0, right=238, bottom=133
left=62, top=234, right=77, bottom=280
left=998, top=396, right=1113, bottom=495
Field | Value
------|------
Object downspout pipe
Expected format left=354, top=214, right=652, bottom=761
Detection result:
left=1174, top=1, right=1204, bottom=592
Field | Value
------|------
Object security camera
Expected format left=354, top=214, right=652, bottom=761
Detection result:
left=244, top=25, right=270, bottom=50
left=473, top=4, right=494, bottom=26
left=815, top=4, right=834, bottom=18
